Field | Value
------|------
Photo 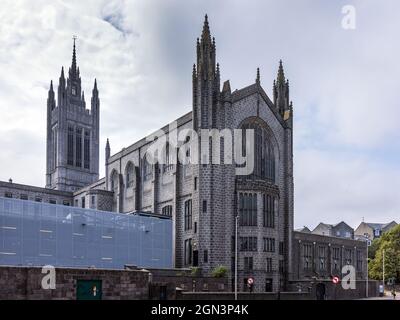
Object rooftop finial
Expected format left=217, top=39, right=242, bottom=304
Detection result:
left=256, top=67, right=260, bottom=84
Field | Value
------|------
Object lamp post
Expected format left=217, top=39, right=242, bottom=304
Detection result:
left=235, top=214, right=238, bottom=301
left=364, top=233, right=370, bottom=298
left=383, top=249, right=385, bottom=295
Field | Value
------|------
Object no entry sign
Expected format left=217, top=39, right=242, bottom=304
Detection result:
left=332, top=276, right=340, bottom=284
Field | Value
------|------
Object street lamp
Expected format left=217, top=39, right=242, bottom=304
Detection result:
left=235, top=214, right=239, bottom=301
left=382, top=249, right=385, bottom=296
left=364, top=233, right=370, bottom=298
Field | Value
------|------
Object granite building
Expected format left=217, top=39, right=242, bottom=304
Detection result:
left=45, top=38, right=100, bottom=192
left=1, top=16, right=294, bottom=292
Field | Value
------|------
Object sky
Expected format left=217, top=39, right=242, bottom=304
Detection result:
left=0, top=0, right=399, bottom=229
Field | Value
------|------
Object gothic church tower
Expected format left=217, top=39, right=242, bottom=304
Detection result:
left=46, top=39, right=99, bottom=191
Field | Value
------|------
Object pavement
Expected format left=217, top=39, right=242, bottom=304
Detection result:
left=359, top=292, right=399, bottom=300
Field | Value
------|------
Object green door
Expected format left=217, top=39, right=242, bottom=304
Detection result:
left=77, top=280, right=102, bottom=300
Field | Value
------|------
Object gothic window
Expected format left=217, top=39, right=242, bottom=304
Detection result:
left=110, top=171, right=118, bottom=193
left=332, top=247, right=340, bottom=271
left=163, top=143, right=174, bottom=172
left=240, top=121, right=275, bottom=182
left=72, top=86, right=76, bottom=96
left=75, top=127, right=82, bottom=167
left=263, top=194, right=275, bottom=228
left=84, top=130, right=90, bottom=169
left=125, top=162, right=134, bottom=188
left=239, top=193, right=257, bottom=226
left=184, top=199, right=192, bottom=231
left=67, top=126, right=74, bottom=166
left=303, top=243, right=313, bottom=270
left=162, top=205, right=173, bottom=217
left=143, top=155, right=152, bottom=181
left=318, top=246, right=327, bottom=271
left=345, top=248, right=352, bottom=265
left=52, top=126, right=58, bottom=169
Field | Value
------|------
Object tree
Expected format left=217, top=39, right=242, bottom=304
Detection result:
left=369, top=225, right=400, bottom=282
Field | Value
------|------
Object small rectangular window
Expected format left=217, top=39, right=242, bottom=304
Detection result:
left=5, top=192, right=12, bottom=198
left=63, top=200, right=70, bottom=206
left=20, top=194, right=28, bottom=200
left=194, top=177, right=198, bottom=190
left=49, top=199, right=57, bottom=204
left=204, top=250, right=208, bottom=263
left=35, top=197, right=42, bottom=202
left=202, top=200, right=207, bottom=213
left=194, top=222, right=197, bottom=234
left=81, top=197, right=85, bottom=208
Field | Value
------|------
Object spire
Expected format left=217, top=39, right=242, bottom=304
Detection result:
left=60, top=66, right=65, bottom=80
left=105, top=138, right=111, bottom=160
left=201, top=14, right=211, bottom=43
left=92, top=78, right=98, bottom=96
left=48, top=80, right=55, bottom=110
left=72, top=36, right=77, bottom=73
left=277, top=60, right=285, bottom=85
left=274, top=60, right=290, bottom=116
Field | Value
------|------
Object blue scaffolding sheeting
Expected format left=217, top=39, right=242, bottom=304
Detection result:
left=0, top=197, right=173, bottom=269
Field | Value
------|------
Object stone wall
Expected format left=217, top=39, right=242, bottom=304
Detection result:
left=289, top=280, right=379, bottom=300
left=0, top=266, right=149, bottom=300
left=176, top=291, right=311, bottom=300
left=148, top=268, right=228, bottom=300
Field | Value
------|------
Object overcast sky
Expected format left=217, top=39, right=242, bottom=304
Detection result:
left=0, top=0, right=399, bottom=229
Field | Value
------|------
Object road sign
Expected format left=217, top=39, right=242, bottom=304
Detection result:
left=247, top=277, right=254, bottom=285
left=332, top=276, right=340, bottom=284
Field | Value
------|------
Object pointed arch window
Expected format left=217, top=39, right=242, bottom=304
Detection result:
left=143, top=155, right=152, bottom=181
left=240, top=121, right=275, bottom=182
left=126, top=162, right=134, bottom=187
left=111, top=171, right=118, bottom=192
left=163, top=143, right=174, bottom=173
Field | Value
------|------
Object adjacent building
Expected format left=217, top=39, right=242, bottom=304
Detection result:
left=311, top=221, right=354, bottom=239
left=354, top=221, right=398, bottom=241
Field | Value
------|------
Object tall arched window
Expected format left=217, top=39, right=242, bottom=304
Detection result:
left=143, top=155, right=152, bottom=181
left=125, top=162, right=134, bottom=187
left=163, top=143, right=174, bottom=173
left=110, top=170, right=118, bottom=192
left=241, top=121, right=275, bottom=182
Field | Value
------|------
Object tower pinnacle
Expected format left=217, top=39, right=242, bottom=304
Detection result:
left=72, top=36, right=77, bottom=73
